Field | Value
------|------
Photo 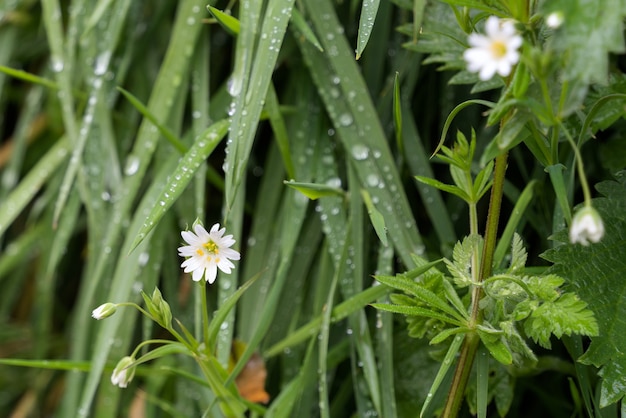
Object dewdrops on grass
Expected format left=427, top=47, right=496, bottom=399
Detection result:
left=178, top=223, right=241, bottom=283
left=463, top=16, right=522, bottom=81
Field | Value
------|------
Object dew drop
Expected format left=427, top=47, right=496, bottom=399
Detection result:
left=366, top=174, right=380, bottom=187
left=338, top=113, right=353, bottom=126
left=351, top=144, right=369, bottom=160
left=124, top=156, right=140, bottom=176
left=138, top=252, right=150, bottom=266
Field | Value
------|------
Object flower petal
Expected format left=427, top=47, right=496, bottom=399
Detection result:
left=205, top=263, right=218, bottom=284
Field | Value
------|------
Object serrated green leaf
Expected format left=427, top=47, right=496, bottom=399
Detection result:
left=523, top=293, right=598, bottom=349
left=541, top=0, right=626, bottom=85
left=444, top=234, right=483, bottom=288
left=508, top=233, right=527, bottom=273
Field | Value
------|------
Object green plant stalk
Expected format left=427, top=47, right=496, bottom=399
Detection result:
left=201, top=280, right=211, bottom=350
left=441, top=151, right=509, bottom=418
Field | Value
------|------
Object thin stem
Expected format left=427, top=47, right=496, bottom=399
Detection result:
left=200, top=280, right=211, bottom=350
left=560, top=123, right=592, bottom=205
left=468, top=202, right=480, bottom=284
left=441, top=151, right=509, bottom=418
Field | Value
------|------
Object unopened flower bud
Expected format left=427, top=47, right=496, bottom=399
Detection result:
left=91, top=303, right=117, bottom=320
left=111, top=356, right=136, bottom=388
left=546, top=12, right=564, bottom=29
left=570, top=206, right=604, bottom=246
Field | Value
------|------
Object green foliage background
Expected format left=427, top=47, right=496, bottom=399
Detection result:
left=1, top=0, right=626, bottom=417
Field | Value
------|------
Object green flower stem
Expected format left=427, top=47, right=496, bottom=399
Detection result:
left=115, top=302, right=152, bottom=318
left=114, top=302, right=190, bottom=348
left=442, top=151, right=509, bottom=418
left=129, top=339, right=180, bottom=359
left=200, top=280, right=211, bottom=350
left=560, top=122, right=592, bottom=206
left=469, top=202, right=479, bottom=284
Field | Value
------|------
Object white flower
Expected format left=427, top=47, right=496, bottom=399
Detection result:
left=546, top=12, right=564, bottom=29
left=463, top=16, right=522, bottom=81
left=91, top=303, right=117, bottom=320
left=111, top=356, right=136, bottom=388
left=569, top=206, right=604, bottom=246
left=178, top=223, right=241, bottom=283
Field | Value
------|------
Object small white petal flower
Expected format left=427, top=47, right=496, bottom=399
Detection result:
left=570, top=206, right=605, bottom=246
left=178, top=223, right=241, bottom=284
left=91, top=303, right=117, bottom=320
left=546, top=12, right=564, bottom=29
left=111, top=356, right=136, bottom=388
left=463, top=16, right=523, bottom=81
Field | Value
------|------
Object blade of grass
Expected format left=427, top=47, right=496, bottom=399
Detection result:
left=355, top=0, right=380, bottom=59
left=0, top=138, right=69, bottom=237
left=300, top=0, right=423, bottom=268
left=224, top=0, right=295, bottom=211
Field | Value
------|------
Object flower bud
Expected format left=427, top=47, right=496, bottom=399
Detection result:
left=142, top=288, right=172, bottom=329
left=546, top=12, right=564, bottom=29
left=111, top=356, right=136, bottom=388
left=569, top=206, right=604, bottom=246
left=91, top=303, right=117, bottom=320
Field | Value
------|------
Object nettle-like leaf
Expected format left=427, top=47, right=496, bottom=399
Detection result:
left=540, top=0, right=626, bottom=85
left=444, top=234, right=483, bottom=287
left=399, top=1, right=466, bottom=71
left=507, top=233, right=527, bottom=273
left=543, top=171, right=626, bottom=407
left=523, top=293, right=598, bottom=349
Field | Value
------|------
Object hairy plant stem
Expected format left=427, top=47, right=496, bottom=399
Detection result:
left=441, top=151, right=509, bottom=418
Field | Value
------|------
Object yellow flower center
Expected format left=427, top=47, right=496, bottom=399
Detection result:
left=490, top=40, right=507, bottom=58
left=204, top=240, right=219, bottom=254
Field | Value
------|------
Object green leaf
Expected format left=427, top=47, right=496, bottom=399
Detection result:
left=374, top=259, right=465, bottom=322
left=355, top=0, right=380, bottom=59
left=290, top=8, right=323, bottom=52
left=543, top=172, right=626, bottom=406
left=208, top=6, right=240, bottom=35
left=415, top=175, right=470, bottom=201
left=444, top=234, right=483, bottom=288
left=524, top=293, right=598, bottom=349
left=371, top=303, right=463, bottom=326
left=507, top=233, right=527, bottom=274
left=541, top=0, right=626, bottom=85
left=130, top=119, right=229, bottom=251
left=0, top=138, right=70, bottom=237
left=117, top=87, right=186, bottom=153
left=477, top=326, right=513, bottom=365
left=360, top=188, right=388, bottom=246
left=207, top=275, right=260, bottom=350
left=283, top=180, right=345, bottom=200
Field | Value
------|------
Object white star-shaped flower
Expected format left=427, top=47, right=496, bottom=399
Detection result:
left=463, top=16, right=522, bottom=81
left=569, top=206, right=604, bottom=246
left=178, top=223, right=241, bottom=283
